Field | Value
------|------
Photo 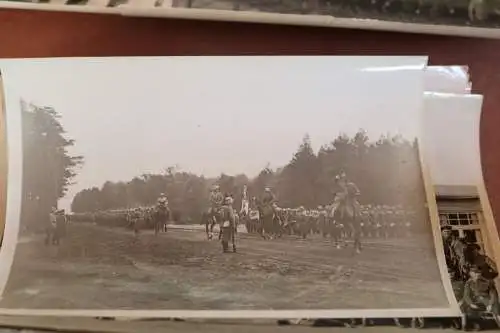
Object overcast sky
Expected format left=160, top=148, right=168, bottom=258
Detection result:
left=0, top=56, right=426, bottom=211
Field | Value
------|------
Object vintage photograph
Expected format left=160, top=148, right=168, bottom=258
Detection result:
left=2, top=0, right=500, bottom=29
left=0, top=0, right=129, bottom=7
left=423, top=93, right=500, bottom=328
left=0, top=56, right=451, bottom=314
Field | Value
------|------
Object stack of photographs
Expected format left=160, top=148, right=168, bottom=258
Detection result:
left=0, top=57, right=497, bottom=332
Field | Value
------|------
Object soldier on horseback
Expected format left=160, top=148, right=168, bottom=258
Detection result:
left=260, top=187, right=281, bottom=238
left=331, top=170, right=362, bottom=253
left=262, top=187, right=278, bottom=217
left=154, top=193, right=170, bottom=235
left=220, top=196, right=237, bottom=253
left=210, top=185, right=224, bottom=212
left=157, top=193, right=168, bottom=206
left=262, top=187, right=276, bottom=206
left=206, top=185, right=224, bottom=240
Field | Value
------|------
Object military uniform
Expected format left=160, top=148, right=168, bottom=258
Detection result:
left=262, top=191, right=276, bottom=206
left=129, top=208, right=144, bottom=235
left=463, top=269, right=500, bottom=315
left=208, top=190, right=224, bottom=216
left=318, top=208, right=328, bottom=237
left=471, top=252, right=499, bottom=280
left=45, top=208, right=59, bottom=246
left=220, top=201, right=236, bottom=253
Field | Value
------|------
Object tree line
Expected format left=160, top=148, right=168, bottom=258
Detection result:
left=71, top=131, right=427, bottom=224
left=21, top=101, right=83, bottom=231
left=19, top=101, right=428, bottom=230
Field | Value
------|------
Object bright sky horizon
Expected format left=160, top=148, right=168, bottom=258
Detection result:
left=0, top=56, right=426, bottom=211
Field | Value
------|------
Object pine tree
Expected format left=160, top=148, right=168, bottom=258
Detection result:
left=21, top=100, right=83, bottom=230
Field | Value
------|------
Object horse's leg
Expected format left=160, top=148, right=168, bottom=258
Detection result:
left=45, top=228, right=50, bottom=246
left=51, top=228, right=57, bottom=246
left=353, top=221, right=362, bottom=253
left=210, top=217, right=216, bottom=234
left=208, top=216, right=215, bottom=240
left=276, top=217, right=283, bottom=238
left=133, top=221, right=139, bottom=239
left=232, top=224, right=237, bottom=252
left=52, top=229, right=58, bottom=246
left=258, top=219, right=266, bottom=239
left=264, top=218, right=270, bottom=239
left=204, top=215, right=210, bottom=239
left=272, top=216, right=278, bottom=239
left=267, top=217, right=274, bottom=240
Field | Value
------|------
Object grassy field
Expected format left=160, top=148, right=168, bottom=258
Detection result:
left=1, top=223, right=448, bottom=310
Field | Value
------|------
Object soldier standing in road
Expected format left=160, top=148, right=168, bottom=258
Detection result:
left=333, top=171, right=362, bottom=253
left=45, top=207, right=58, bottom=246
left=220, top=196, right=237, bottom=253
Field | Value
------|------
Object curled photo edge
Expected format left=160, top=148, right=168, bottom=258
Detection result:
left=0, top=74, right=7, bottom=247
left=416, top=137, right=462, bottom=316
left=0, top=68, right=23, bottom=303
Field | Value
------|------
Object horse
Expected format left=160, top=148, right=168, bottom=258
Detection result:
left=234, top=213, right=240, bottom=235
left=257, top=202, right=279, bottom=240
left=203, top=208, right=222, bottom=240
left=330, top=195, right=362, bottom=254
left=153, top=204, right=170, bottom=236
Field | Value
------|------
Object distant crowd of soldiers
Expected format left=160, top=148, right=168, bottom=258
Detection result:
left=71, top=209, right=162, bottom=232
left=70, top=193, right=173, bottom=236
left=244, top=203, right=417, bottom=241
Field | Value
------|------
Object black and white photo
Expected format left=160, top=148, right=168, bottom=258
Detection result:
left=2, top=0, right=500, bottom=38
left=0, top=56, right=456, bottom=318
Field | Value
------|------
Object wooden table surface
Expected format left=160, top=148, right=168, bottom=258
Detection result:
left=0, top=8, right=499, bottom=227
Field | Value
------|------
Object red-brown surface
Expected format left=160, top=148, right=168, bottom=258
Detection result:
left=0, top=8, right=499, bottom=230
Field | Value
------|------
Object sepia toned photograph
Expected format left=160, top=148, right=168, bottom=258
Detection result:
left=0, top=0, right=128, bottom=7
left=168, top=0, right=500, bottom=29
left=2, top=0, right=500, bottom=32
left=0, top=56, right=452, bottom=316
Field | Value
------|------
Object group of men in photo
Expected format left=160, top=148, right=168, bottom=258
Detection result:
left=70, top=172, right=420, bottom=255
left=45, top=170, right=500, bottom=328
left=442, top=226, right=500, bottom=327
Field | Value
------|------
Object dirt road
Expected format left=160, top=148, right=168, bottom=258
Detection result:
left=0, top=223, right=449, bottom=310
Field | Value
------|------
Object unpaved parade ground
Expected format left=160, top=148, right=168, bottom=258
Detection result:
left=1, top=223, right=448, bottom=310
